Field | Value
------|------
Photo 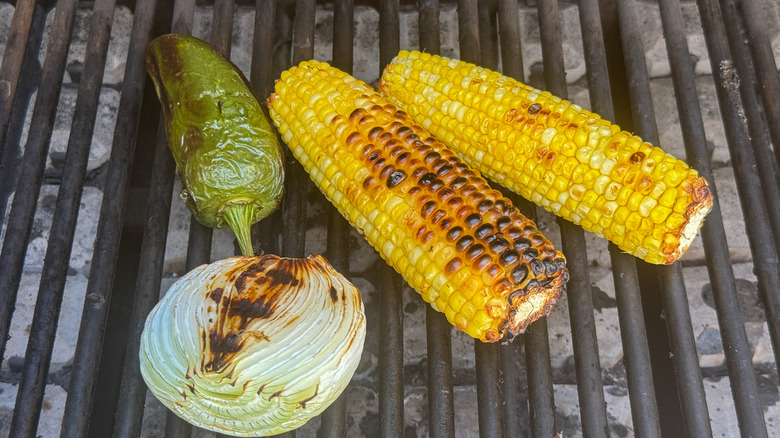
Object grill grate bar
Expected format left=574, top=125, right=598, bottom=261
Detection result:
left=459, top=2, right=508, bottom=437
left=616, top=0, right=714, bottom=435
left=715, top=0, right=780, bottom=374
left=317, top=2, right=354, bottom=435
left=717, top=0, right=780, bottom=261
left=495, top=3, right=531, bottom=434
left=8, top=0, right=114, bottom=436
left=697, top=0, right=780, bottom=374
left=0, top=0, right=35, bottom=162
left=493, top=1, right=558, bottom=434
left=659, top=0, right=770, bottom=435
left=59, top=0, right=160, bottom=435
left=577, top=0, right=663, bottom=435
left=415, top=3, right=457, bottom=437
left=375, top=2, right=405, bottom=437
left=734, top=0, right=780, bottom=167
left=538, top=1, right=611, bottom=436
left=0, top=0, right=76, bottom=364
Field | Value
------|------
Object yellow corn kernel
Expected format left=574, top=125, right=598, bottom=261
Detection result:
left=270, top=59, right=568, bottom=342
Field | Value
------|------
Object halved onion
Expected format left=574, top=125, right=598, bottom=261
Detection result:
left=140, top=254, right=366, bottom=436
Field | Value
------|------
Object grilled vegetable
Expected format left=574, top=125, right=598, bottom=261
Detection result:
left=378, top=50, right=713, bottom=265
left=268, top=60, right=568, bottom=342
left=146, top=34, right=284, bottom=256
left=140, top=254, right=366, bottom=437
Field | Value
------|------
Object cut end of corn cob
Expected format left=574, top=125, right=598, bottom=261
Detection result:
left=268, top=60, right=568, bottom=342
left=378, top=50, right=713, bottom=265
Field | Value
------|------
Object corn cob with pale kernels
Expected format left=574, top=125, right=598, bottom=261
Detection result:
left=268, top=60, right=568, bottom=342
left=378, top=51, right=713, bottom=265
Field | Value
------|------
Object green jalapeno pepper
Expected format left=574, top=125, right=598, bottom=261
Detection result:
left=146, top=34, right=284, bottom=256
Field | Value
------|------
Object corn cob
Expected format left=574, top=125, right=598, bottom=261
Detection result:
left=378, top=51, right=713, bottom=265
left=268, top=60, right=568, bottom=342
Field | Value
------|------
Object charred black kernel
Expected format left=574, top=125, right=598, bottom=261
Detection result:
left=511, top=264, right=529, bottom=285
left=419, top=172, right=437, bottom=185
left=431, top=209, right=446, bottom=223
left=477, top=199, right=493, bottom=213
left=475, top=223, right=494, bottom=239
left=556, top=258, right=566, bottom=270
left=450, top=176, right=468, bottom=189
left=530, top=259, right=545, bottom=275
left=445, top=257, right=463, bottom=275
left=524, top=248, right=540, bottom=261
left=523, top=224, right=537, bottom=234
left=456, top=235, right=475, bottom=252
left=447, top=226, right=464, bottom=241
left=464, top=213, right=482, bottom=228
left=367, top=151, right=380, bottom=162
left=440, top=218, right=453, bottom=230
left=367, top=126, right=383, bottom=141
left=483, top=233, right=499, bottom=243
left=473, top=254, right=492, bottom=271
left=421, top=201, right=437, bottom=218
left=513, top=238, right=532, bottom=251
left=387, top=170, right=407, bottom=188
left=424, top=151, right=441, bottom=165
left=489, top=238, right=510, bottom=253
left=496, top=216, right=512, bottom=230
left=543, top=258, right=558, bottom=275
left=499, top=249, right=520, bottom=266
left=465, top=243, right=486, bottom=260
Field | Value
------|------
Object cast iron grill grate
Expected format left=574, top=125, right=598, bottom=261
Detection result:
left=0, top=0, right=778, bottom=437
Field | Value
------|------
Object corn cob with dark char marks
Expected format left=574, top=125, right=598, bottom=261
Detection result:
left=268, top=60, right=568, bottom=342
left=378, top=51, right=713, bottom=265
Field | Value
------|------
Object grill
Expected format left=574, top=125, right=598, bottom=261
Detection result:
left=1, top=0, right=779, bottom=436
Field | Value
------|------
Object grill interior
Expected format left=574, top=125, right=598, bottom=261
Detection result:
left=1, top=0, right=779, bottom=437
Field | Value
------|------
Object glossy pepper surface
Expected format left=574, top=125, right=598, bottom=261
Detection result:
left=146, top=34, right=284, bottom=256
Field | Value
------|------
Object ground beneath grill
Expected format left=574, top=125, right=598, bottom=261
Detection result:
left=1, top=2, right=779, bottom=437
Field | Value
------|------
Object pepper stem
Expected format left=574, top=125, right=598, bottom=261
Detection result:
left=222, top=203, right=258, bottom=257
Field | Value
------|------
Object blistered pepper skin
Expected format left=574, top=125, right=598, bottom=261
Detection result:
left=146, top=34, right=284, bottom=255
